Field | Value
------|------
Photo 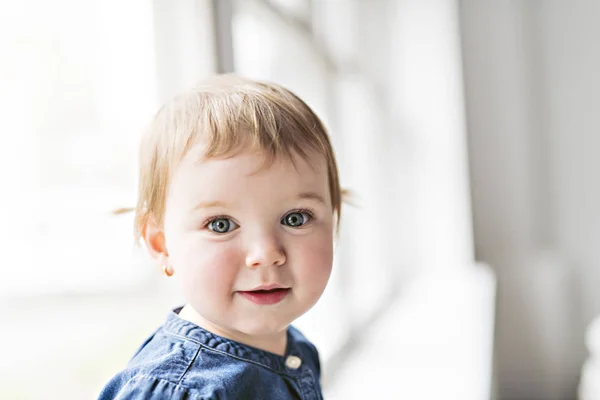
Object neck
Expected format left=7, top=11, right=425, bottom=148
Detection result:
left=177, top=304, right=288, bottom=356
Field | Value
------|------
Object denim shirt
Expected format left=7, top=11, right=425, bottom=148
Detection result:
left=98, top=307, right=323, bottom=400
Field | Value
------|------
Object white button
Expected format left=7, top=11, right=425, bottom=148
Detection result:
left=285, top=355, right=302, bottom=369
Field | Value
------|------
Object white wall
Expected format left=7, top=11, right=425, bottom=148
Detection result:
left=537, top=0, right=600, bottom=325
left=460, top=1, right=599, bottom=398
left=539, top=3, right=600, bottom=395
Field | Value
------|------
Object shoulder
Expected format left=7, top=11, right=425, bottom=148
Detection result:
left=98, top=374, right=204, bottom=400
left=98, top=327, right=214, bottom=399
left=98, top=326, right=276, bottom=400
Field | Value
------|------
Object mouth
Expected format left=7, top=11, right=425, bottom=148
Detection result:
left=237, top=287, right=291, bottom=305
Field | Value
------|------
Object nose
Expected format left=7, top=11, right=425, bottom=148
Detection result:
left=245, top=234, right=286, bottom=268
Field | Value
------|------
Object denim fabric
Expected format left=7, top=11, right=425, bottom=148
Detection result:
left=98, top=307, right=323, bottom=400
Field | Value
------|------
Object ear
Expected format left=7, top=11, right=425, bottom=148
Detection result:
left=142, top=214, right=170, bottom=267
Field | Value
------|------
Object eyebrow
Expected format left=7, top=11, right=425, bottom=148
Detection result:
left=297, top=192, right=326, bottom=204
left=192, top=192, right=326, bottom=211
left=193, top=200, right=228, bottom=210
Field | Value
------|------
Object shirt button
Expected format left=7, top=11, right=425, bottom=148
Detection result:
left=285, top=355, right=302, bottom=369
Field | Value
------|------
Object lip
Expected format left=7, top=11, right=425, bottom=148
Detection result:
left=237, top=287, right=291, bottom=305
left=248, top=283, right=288, bottom=291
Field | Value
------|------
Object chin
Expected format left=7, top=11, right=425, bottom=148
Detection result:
left=238, top=315, right=293, bottom=336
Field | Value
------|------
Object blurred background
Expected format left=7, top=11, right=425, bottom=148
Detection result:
left=0, top=0, right=599, bottom=399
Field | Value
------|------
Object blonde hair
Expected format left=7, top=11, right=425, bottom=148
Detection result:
left=129, top=74, right=342, bottom=242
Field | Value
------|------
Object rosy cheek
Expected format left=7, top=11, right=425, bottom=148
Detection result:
left=199, top=244, right=241, bottom=282
left=293, top=233, right=334, bottom=276
left=174, top=240, right=242, bottom=297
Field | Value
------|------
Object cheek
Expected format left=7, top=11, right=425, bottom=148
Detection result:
left=172, top=238, right=243, bottom=298
left=290, top=232, right=334, bottom=285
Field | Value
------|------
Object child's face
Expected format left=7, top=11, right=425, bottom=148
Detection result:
left=160, top=144, right=334, bottom=337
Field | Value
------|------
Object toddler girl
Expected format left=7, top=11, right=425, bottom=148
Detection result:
left=99, top=75, right=342, bottom=400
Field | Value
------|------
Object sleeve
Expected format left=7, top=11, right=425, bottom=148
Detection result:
left=98, top=374, right=203, bottom=400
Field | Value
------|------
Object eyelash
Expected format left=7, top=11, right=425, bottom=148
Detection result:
left=202, top=214, right=233, bottom=229
left=288, top=208, right=316, bottom=221
left=201, top=209, right=317, bottom=229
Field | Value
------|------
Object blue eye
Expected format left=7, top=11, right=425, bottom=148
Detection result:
left=208, top=218, right=238, bottom=233
left=282, top=212, right=312, bottom=227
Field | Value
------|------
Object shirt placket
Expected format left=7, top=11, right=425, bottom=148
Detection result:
left=284, top=354, right=321, bottom=400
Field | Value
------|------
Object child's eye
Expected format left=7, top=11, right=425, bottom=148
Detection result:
left=281, top=211, right=313, bottom=227
left=207, top=218, right=239, bottom=234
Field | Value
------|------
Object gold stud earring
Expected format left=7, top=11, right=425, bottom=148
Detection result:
left=162, top=265, right=173, bottom=277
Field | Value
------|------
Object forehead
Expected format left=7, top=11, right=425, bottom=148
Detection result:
left=169, top=145, right=329, bottom=201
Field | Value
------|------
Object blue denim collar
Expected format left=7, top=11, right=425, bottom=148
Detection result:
left=163, top=307, right=303, bottom=375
